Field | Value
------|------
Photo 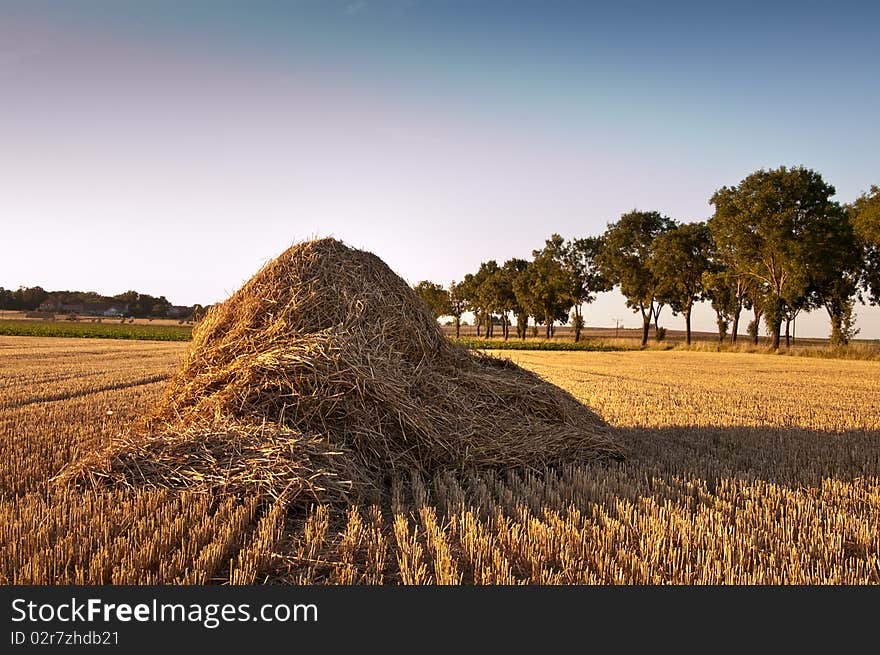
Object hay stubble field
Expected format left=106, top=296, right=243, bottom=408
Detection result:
left=2, top=336, right=878, bottom=584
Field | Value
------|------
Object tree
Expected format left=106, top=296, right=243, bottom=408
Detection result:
left=459, top=273, right=484, bottom=336
left=480, top=260, right=521, bottom=341
left=706, top=217, right=751, bottom=343
left=597, top=210, right=676, bottom=346
left=851, top=185, right=880, bottom=306
left=802, top=198, right=864, bottom=345
left=475, top=261, right=506, bottom=339
left=447, top=280, right=467, bottom=338
left=703, top=268, right=743, bottom=344
left=501, top=258, right=529, bottom=340
left=561, top=236, right=610, bottom=342
left=514, top=237, right=571, bottom=339
left=459, top=262, right=497, bottom=338
left=744, top=282, right=768, bottom=345
left=710, top=166, right=841, bottom=349
left=2, top=286, right=49, bottom=311
left=413, top=281, right=451, bottom=320
left=114, top=290, right=170, bottom=317
left=652, top=222, right=711, bottom=345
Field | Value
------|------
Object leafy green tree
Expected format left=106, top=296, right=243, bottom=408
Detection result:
left=706, top=216, right=752, bottom=343
left=503, top=258, right=531, bottom=339
left=561, top=236, right=610, bottom=342
left=744, top=282, right=768, bottom=345
left=413, top=280, right=451, bottom=320
left=480, top=259, right=513, bottom=339
left=480, top=260, right=522, bottom=341
left=652, top=221, right=711, bottom=345
left=703, top=269, right=743, bottom=344
left=14, top=286, right=47, bottom=310
left=710, top=166, right=841, bottom=349
left=459, top=273, right=482, bottom=336
left=802, top=202, right=862, bottom=345
left=472, top=259, right=499, bottom=339
left=447, top=280, right=468, bottom=338
left=715, top=313, right=729, bottom=343
left=114, top=290, right=170, bottom=317
left=514, top=237, right=570, bottom=339
left=747, top=318, right=760, bottom=343
left=851, top=185, right=880, bottom=306
left=597, top=210, right=676, bottom=346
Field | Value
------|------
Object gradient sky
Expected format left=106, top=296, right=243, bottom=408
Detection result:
left=2, top=1, right=879, bottom=337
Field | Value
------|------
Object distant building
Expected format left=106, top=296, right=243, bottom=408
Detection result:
left=38, top=298, right=62, bottom=312
left=83, top=301, right=128, bottom=316
left=39, top=298, right=128, bottom=316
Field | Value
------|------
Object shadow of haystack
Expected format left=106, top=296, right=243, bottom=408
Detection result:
left=55, top=238, right=622, bottom=504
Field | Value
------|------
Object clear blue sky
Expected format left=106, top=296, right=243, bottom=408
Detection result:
left=2, top=1, right=878, bottom=337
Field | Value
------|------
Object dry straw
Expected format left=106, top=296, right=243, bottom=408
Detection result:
left=56, top=238, right=622, bottom=504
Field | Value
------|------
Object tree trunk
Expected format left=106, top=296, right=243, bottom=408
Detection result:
left=455, top=316, right=460, bottom=339
left=685, top=308, right=692, bottom=346
left=753, top=308, right=763, bottom=345
left=830, top=315, right=843, bottom=346
left=731, top=307, right=741, bottom=343
left=641, top=313, right=650, bottom=347
left=784, top=317, right=791, bottom=349
left=827, top=304, right=846, bottom=346
left=771, top=316, right=782, bottom=349
left=545, top=319, right=551, bottom=339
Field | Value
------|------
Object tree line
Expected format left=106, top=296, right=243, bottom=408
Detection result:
left=414, top=166, right=880, bottom=348
left=0, top=287, right=205, bottom=319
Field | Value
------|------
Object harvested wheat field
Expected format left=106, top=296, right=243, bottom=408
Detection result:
left=2, top=339, right=879, bottom=584
left=1, top=241, right=879, bottom=584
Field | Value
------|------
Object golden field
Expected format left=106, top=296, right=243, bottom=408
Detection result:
left=1, top=336, right=878, bottom=584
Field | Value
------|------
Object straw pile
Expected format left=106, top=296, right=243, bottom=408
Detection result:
left=57, top=238, right=621, bottom=503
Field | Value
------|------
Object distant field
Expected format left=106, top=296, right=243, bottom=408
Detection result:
left=0, top=319, right=192, bottom=341
left=442, top=322, right=834, bottom=346
left=2, top=336, right=877, bottom=584
left=2, top=318, right=878, bottom=363
left=456, top=337, right=635, bottom=351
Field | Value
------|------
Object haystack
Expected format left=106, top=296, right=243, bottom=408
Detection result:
left=57, top=238, right=621, bottom=503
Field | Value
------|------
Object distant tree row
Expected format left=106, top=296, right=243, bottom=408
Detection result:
left=0, top=286, right=50, bottom=311
left=414, top=167, right=880, bottom=347
left=415, top=234, right=608, bottom=342
left=0, top=287, right=205, bottom=319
